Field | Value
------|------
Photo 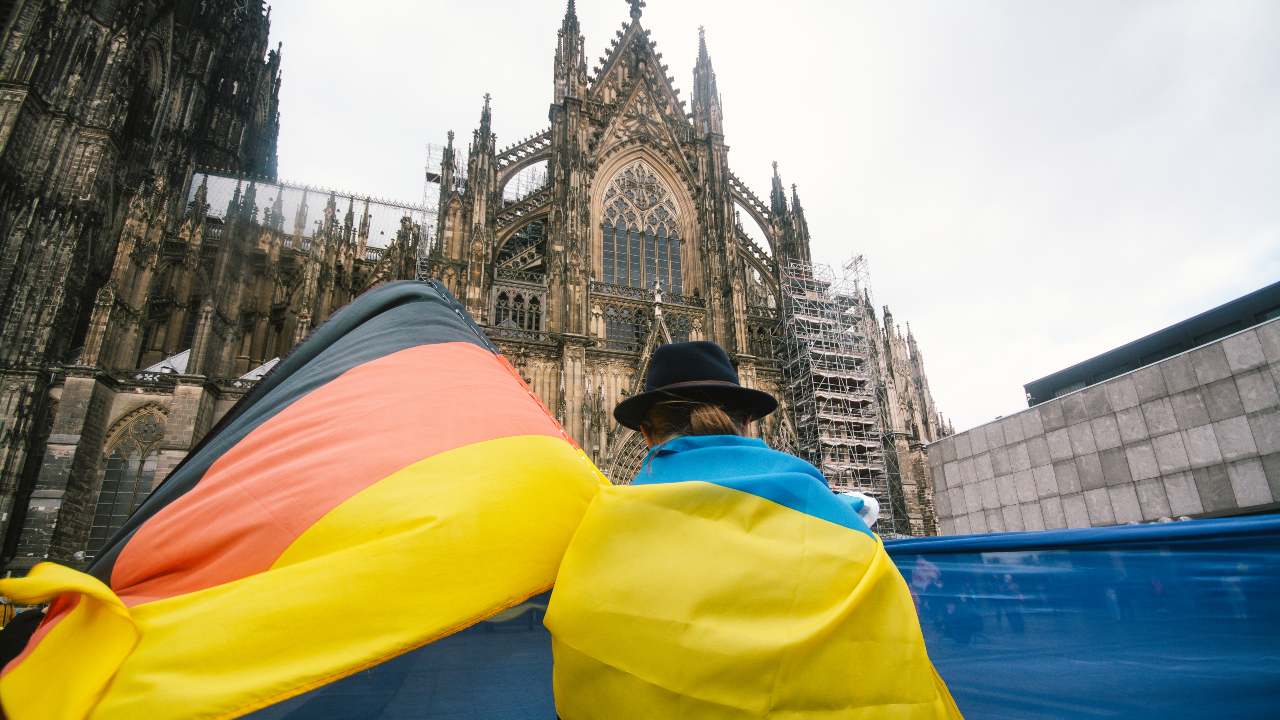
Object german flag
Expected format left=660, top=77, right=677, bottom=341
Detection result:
left=0, top=281, right=606, bottom=719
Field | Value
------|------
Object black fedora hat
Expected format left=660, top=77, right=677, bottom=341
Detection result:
left=613, top=341, right=778, bottom=431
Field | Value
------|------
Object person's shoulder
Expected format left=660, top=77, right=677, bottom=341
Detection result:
left=750, top=443, right=825, bottom=476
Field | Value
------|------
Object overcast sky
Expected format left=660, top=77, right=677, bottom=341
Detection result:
left=267, top=0, right=1280, bottom=431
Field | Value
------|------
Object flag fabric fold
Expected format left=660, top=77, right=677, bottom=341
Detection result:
left=545, top=435, right=962, bottom=719
left=0, top=281, right=606, bottom=719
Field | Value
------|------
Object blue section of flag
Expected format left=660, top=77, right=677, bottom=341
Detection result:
left=632, top=434, right=874, bottom=538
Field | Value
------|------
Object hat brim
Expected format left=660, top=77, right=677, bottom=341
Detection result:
left=613, top=382, right=778, bottom=431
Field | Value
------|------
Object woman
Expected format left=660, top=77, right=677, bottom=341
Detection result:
left=620, top=341, right=880, bottom=530
left=617, top=341, right=880, bottom=533
left=545, top=341, right=962, bottom=719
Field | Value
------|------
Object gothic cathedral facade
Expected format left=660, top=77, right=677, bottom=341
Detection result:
left=0, top=0, right=948, bottom=575
left=427, top=2, right=810, bottom=482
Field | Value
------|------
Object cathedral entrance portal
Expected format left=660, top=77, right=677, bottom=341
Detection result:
left=604, top=429, right=649, bottom=484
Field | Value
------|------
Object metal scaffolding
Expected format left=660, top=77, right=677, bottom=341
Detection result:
left=777, top=259, right=897, bottom=529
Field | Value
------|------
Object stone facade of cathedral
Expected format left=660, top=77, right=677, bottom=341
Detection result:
left=0, top=0, right=948, bottom=575
left=425, top=2, right=950, bottom=513
left=864, top=305, right=955, bottom=536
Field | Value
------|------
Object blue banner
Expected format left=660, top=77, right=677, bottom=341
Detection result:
left=250, top=515, right=1280, bottom=718
left=885, top=514, right=1280, bottom=719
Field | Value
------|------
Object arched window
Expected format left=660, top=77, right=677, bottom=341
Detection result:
left=513, top=295, right=526, bottom=329
left=604, top=306, right=648, bottom=352
left=668, top=314, right=692, bottom=344
left=527, top=297, right=541, bottom=331
left=630, top=308, right=647, bottom=348
left=495, top=292, right=510, bottom=326
left=601, top=160, right=682, bottom=294
left=88, top=411, right=166, bottom=559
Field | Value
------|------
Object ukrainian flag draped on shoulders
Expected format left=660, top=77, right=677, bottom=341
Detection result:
left=545, top=435, right=962, bottom=719
left=0, top=281, right=958, bottom=719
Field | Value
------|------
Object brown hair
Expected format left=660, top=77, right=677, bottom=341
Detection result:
left=640, top=398, right=746, bottom=443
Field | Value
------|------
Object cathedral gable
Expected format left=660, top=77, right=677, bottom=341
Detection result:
left=593, top=81, right=696, bottom=188
left=589, top=23, right=686, bottom=124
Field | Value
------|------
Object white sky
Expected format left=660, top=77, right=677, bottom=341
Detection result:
left=267, top=0, right=1280, bottom=431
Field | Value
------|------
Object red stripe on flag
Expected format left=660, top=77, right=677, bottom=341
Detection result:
left=111, top=342, right=560, bottom=605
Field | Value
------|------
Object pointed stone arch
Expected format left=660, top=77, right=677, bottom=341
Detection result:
left=493, top=211, right=551, bottom=263
left=731, top=195, right=776, bottom=255
left=765, top=406, right=800, bottom=456
left=496, top=155, right=551, bottom=198
left=89, top=404, right=169, bottom=559
left=591, top=148, right=701, bottom=295
left=605, top=428, right=649, bottom=485
left=103, top=403, right=168, bottom=454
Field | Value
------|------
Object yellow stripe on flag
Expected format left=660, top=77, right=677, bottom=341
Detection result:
left=545, top=482, right=963, bottom=719
left=2, top=434, right=604, bottom=720
left=0, top=564, right=138, bottom=720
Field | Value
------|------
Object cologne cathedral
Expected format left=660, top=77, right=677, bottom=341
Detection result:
left=0, top=0, right=948, bottom=575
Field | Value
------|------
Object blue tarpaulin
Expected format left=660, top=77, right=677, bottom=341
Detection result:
left=889, top=514, right=1280, bottom=719
left=252, top=514, right=1280, bottom=718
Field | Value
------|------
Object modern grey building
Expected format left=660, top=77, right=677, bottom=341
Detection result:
left=928, top=286, right=1280, bottom=533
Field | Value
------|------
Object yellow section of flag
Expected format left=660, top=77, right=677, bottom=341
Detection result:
left=545, top=481, right=963, bottom=719
left=0, top=563, right=138, bottom=720
left=2, top=435, right=603, bottom=720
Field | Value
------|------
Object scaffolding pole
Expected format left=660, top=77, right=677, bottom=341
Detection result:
left=776, top=259, right=898, bottom=532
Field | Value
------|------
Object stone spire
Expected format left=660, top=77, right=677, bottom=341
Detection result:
left=293, top=189, right=309, bottom=237
left=790, top=183, right=811, bottom=262
left=227, top=178, right=243, bottom=219
left=440, top=130, right=456, bottom=190
left=692, top=26, right=723, bottom=135
left=357, top=198, right=371, bottom=255
left=564, top=0, right=580, bottom=31
left=462, top=94, right=499, bottom=318
left=476, top=93, right=493, bottom=144
left=323, top=191, right=338, bottom=235
left=435, top=130, right=457, bottom=256
left=190, top=174, right=210, bottom=221
left=769, top=161, right=788, bottom=218
left=241, top=181, right=258, bottom=224
left=468, top=94, right=497, bottom=180
left=269, top=187, right=285, bottom=230
left=628, top=0, right=646, bottom=22
left=343, top=196, right=356, bottom=244
left=554, top=0, right=588, bottom=102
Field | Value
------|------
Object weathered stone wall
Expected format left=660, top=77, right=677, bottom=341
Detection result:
left=12, top=372, right=113, bottom=568
left=5, top=372, right=244, bottom=571
left=928, top=318, right=1280, bottom=533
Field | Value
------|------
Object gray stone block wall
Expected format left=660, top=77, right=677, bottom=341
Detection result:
left=927, top=318, right=1280, bottom=534
left=4, top=374, right=242, bottom=573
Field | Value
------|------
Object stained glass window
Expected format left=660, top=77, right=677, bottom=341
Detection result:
left=602, top=225, right=616, bottom=284
left=88, top=412, right=166, bottom=559
left=601, top=160, right=682, bottom=294
left=669, top=314, right=692, bottom=343
left=528, top=298, right=541, bottom=331
left=604, top=307, right=648, bottom=352
left=496, top=292, right=510, bottom=326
